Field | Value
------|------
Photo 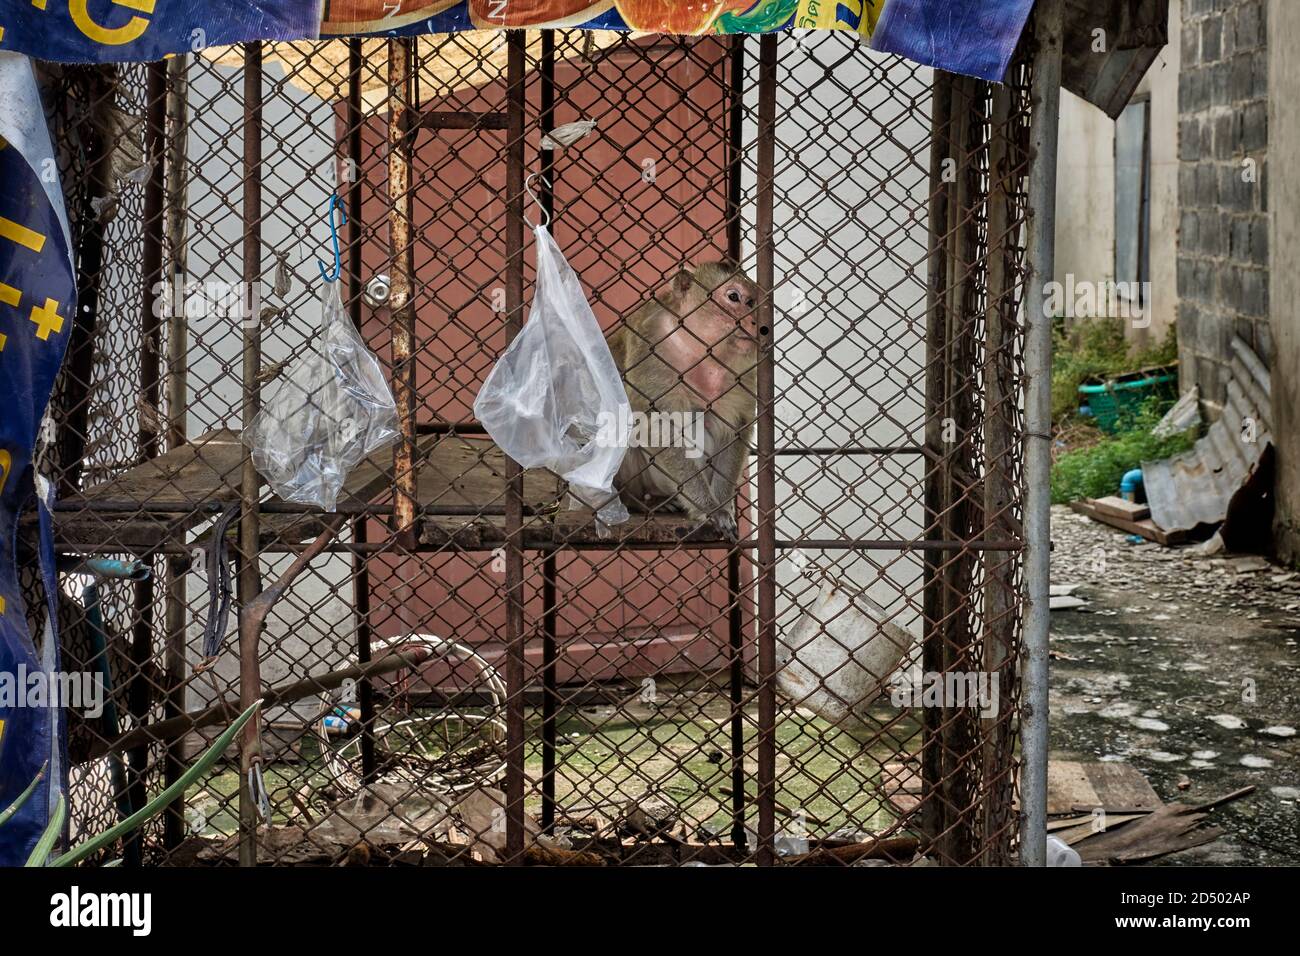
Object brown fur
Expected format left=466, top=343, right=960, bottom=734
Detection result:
left=606, top=262, right=760, bottom=539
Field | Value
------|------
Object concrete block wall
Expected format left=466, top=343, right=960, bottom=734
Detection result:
left=1177, top=0, right=1270, bottom=416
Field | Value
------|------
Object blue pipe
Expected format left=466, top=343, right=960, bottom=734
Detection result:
left=82, top=583, right=136, bottom=849
left=1120, top=468, right=1144, bottom=502
left=57, top=557, right=152, bottom=580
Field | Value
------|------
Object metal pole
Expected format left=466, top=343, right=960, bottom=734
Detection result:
left=921, top=69, right=953, bottom=855
left=982, top=82, right=1017, bottom=865
left=162, top=51, right=191, bottom=854
left=347, top=37, right=377, bottom=785
left=123, top=57, right=167, bottom=868
left=1020, top=0, right=1063, bottom=868
left=237, top=41, right=264, bottom=868
left=388, top=38, right=419, bottom=551
left=503, top=29, right=528, bottom=864
left=754, top=31, right=778, bottom=867
left=725, top=32, right=748, bottom=852
left=539, top=30, right=559, bottom=835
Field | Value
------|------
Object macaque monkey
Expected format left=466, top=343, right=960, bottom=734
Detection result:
left=606, top=261, right=761, bottom=540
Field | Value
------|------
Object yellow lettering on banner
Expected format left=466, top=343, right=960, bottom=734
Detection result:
left=69, top=0, right=156, bottom=46
left=29, top=298, right=63, bottom=340
left=0, top=216, right=45, bottom=253
left=796, top=0, right=882, bottom=36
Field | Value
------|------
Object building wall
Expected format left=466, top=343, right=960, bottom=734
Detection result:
left=1054, top=0, right=1181, bottom=349
left=1054, top=89, right=1116, bottom=311
left=1268, top=0, right=1300, bottom=561
left=1176, top=0, right=1269, bottom=418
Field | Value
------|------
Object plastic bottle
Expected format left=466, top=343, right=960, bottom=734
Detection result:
left=1046, top=834, right=1082, bottom=867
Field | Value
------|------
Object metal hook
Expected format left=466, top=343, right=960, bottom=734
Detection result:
left=524, top=171, right=551, bottom=230
left=316, top=193, right=347, bottom=283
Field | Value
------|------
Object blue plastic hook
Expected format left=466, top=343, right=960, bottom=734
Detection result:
left=317, top=193, right=347, bottom=283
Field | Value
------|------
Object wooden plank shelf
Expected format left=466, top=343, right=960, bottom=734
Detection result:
left=37, top=428, right=733, bottom=551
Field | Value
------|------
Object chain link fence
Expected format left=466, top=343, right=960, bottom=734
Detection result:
left=29, top=25, right=1036, bottom=866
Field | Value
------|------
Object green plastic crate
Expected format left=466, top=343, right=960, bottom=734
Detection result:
left=1078, top=368, right=1177, bottom=434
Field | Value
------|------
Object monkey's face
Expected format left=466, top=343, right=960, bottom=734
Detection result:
left=708, top=275, right=761, bottom=347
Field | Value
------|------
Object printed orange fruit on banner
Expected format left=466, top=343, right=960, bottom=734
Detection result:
left=615, top=0, right=727, bottom=34
left=467, top=0, right=614, bottom=28
left=321, top=0, right=459, bottom=34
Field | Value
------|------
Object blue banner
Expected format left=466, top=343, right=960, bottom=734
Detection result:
left=873, top=0, right=1036, bottom=82
left=0, top=51, right=76, bottom=867
left=0, top=1, right=1035, bottom=83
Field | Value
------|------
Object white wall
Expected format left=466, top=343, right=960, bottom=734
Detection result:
left=182, top=57, right=354, bottom=720
left=1269, top=0, right=1300, bottom=561
left=745, top=32, right=929, bottom=648
left=1054, top=0, right=1181, bottom=347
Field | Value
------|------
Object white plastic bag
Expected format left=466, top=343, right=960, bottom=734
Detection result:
left=244, top=283, right=399, bottom=511
left=474, top=224, right=630, bottom=526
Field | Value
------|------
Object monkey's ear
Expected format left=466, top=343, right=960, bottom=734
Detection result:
left=672, top=269, right=695, bottom=299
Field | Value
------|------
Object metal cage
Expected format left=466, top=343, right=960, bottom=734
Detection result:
left=27, top=10, right=1059, bottom=867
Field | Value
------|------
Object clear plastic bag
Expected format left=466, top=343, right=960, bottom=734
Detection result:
left=474, top=224, right=630, bottom=526
left=244, top=282, right=399, bottom=511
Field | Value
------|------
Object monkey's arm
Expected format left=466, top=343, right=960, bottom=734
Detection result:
left=645, top=441, right=737, bottom=541
left=605, top=325, right=628, bottom=371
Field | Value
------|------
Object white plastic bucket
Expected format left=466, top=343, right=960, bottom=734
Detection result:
left=776, top=580, right=915, bottom=729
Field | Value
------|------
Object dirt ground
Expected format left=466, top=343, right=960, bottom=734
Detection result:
left=1049, top=504, right=1300, bottom=865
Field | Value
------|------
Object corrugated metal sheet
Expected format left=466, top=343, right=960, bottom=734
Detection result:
left=1143, top=337, right=1272, bottom=533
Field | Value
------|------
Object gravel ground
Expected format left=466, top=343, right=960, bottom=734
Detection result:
left=1048, top=504, right=1300, bottom=865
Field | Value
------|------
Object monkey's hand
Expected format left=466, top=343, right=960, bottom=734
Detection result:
left=711, top=510, right=739, bottom=543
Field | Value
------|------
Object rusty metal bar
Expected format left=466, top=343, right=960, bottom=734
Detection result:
left=539, top=29, right=558, bottom=835
left=161, top=50, right=190, bottom=852
left=58, top=67, right=117, bottom=497
left=540, top=551, right=557, bottom=831
left=140, top=61, right=166, bottom=465
left=84, top=649, right=431, bottom=762
left=236, top=41, right=264, bottom=869
left=754, top=31, right=778, bottom=868
left=503, top=28, right=528, bottom=865
left=388, top=37, right=419, bottom=550
left=419, top=110, right=508, bottom=131
left=981, top=83, right=1017, bottom=865
left=921, top=67, right=953, bottom=857
left=725, top=30, right=747, bottom=853
left=943, top=74, right=985, bottom=867
left=346, top=36, right=377, bottom=785
left=123, top=57, right=168, bottom=868
left=44, top=521, right=1022, bottom=552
